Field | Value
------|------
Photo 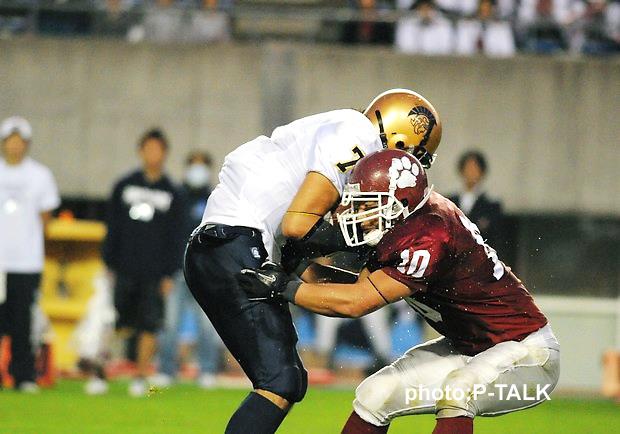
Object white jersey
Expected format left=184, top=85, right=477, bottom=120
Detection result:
left=202, top=109, right=382, bottom=257
left=0, top=157, right=60, bottom=273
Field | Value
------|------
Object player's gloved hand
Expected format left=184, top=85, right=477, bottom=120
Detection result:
left=237, top=261, right=301, bottom=303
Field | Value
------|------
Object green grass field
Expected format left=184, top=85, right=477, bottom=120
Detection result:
left=1, top=381, right=618, bottom=434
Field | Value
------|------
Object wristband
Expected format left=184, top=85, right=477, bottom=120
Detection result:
left=293, top=258, right=313, bottom=277
left=281, top=280, right=302, bottom=303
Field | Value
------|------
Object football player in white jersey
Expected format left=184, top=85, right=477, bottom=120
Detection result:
left=183, top=89, right=441, bottom=433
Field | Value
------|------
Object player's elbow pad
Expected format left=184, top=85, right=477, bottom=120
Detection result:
left=302, top=218, right=348, bottom=251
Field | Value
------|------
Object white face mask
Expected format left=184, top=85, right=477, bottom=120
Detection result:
left=185, top=163, right=211, bottom=189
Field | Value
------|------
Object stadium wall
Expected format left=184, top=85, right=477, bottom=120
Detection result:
left=1, top=39, right=618, bottom=215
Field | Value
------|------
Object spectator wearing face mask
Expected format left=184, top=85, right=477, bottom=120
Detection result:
left=151, top=150, right=222, bottom=389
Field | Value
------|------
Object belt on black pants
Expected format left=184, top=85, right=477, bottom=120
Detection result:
left=191, top=223, right=261, bottom=244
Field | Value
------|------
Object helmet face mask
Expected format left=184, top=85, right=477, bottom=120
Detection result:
left=338, top=188, right=405, bottom=247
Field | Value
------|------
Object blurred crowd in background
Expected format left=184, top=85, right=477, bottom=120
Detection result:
left=0, top=0, right=619, bottom=56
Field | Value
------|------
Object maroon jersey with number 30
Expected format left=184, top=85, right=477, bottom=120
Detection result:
left=371, top=191, right=547, bottom=356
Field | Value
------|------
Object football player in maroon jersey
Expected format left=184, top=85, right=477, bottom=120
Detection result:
left=237, top=149, right=560, bottom=434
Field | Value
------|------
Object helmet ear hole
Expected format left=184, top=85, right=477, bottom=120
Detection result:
left=395, top=141, right=406, bottom=150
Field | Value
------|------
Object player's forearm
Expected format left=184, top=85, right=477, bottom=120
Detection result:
left=293, top=282, right=368, bottom=318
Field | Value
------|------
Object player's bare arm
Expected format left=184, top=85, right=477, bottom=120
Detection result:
left=294, top=269, right=413, bottom=317
left=237, top=265, right=413, bottom=318
left=281, top=171, right=340, bottom=239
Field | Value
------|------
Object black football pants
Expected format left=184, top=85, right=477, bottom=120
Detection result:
left=184, top=224, right=307, bottom=403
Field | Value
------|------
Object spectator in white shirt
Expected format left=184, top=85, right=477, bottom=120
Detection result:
left=131, top=0, right=184, bottom=43
left=0, top=116, right=60, bottom=393
left=184, top=0, right=231, bottom=43
left=395, top=0, right=455, bottom=55
left=456, top=0, right=517, bottom=56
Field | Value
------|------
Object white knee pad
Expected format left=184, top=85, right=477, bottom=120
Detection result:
left=435, top=366, right=480, bottom=418
left=353, top=365, right=402, bottom=426
left=436, top=341, right=531, bottom=418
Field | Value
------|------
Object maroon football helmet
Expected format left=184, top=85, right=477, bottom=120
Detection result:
left=338, top=149, right=433, bottom=247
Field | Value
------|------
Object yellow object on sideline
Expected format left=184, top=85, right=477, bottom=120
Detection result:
left=40, top=219, right=107, bottom=371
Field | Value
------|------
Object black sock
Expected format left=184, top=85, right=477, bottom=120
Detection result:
left=225, top=392, right=288, bottom=434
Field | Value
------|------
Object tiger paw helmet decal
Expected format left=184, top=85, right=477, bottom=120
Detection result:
left=389, top=156, right=420, bottom=191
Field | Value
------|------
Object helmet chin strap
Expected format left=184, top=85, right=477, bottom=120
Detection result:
left=375, top=110, right=388, bottom=148
left=411, top=146, right=436, bottom=169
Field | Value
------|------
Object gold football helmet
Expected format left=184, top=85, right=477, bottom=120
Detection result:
left=364, top=88, right=442, bottom=168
